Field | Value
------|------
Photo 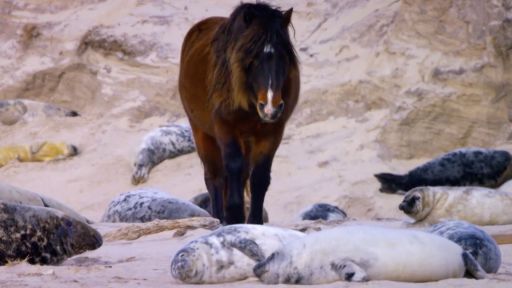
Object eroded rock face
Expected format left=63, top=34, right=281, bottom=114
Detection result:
left=376, top=0, right=512, bottom=159
left=292, top=0, right=512, bottom=159
left=0, top=0, right=511, bottom=160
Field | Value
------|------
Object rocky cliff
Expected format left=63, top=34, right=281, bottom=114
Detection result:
left=1, top=0, right=511, bottom=159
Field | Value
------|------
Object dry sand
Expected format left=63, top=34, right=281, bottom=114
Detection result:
left=1, top=0, right=512, bottom=287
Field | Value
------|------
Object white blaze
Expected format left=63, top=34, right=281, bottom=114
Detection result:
left=265, top=78, right=274, bottom=115
left=263, top=43, right=274, bottom=54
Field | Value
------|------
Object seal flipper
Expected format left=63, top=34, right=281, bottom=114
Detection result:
left=230, top=238, right=265, bottom=262
left=374, top=173, right=407, bottom=194
left=331, top=260, right=368, bottom=282
left=462, top=251, right=486, bottom=279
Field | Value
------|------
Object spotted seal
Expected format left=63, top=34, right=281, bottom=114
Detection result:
left=0, top=141, right=78, bottom=167
left=132, top=124, right=195, bottom=185
left=101, top=188, right=209, bottom=223
left=0, top=99, right=79, bottom=126
left=254, top=225, right=486, bottom=284
left=170, top=224, right=304, bottom=284
left=375, top=148, right=512, bottom=194
left=428, top=220, right=501, bottom=273
left=299, top=203, right=347, bottom=221
left=0, top=201, right=102, bottom=265
left=398, top=186, right=512, bottom=226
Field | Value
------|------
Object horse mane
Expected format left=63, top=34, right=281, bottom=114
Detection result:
left=209, top=2, right=298, bottom=112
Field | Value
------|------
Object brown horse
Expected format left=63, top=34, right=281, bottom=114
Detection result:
left=178, top=2, right=300, bottom=224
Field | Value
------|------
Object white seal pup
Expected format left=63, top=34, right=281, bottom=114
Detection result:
left=190, top=192, right=269, bottom=223
left=299, top=203, right=347, bottom=221
left=398, top=186, right=512, bottom=226
left=0, top=201, right=102, bottom=265
left=0, top=182, right=92, bottom=224
left=101, top=188, right=209, bottom=223
left=0, top=99, right=79, bottom=125
left=375, top=148, right=512, bottom=194
left=428, top=220, right=501, bottom=273
left=132, top=124, right=196, bottom=185
left=170, top=224, right=304, bottom=284
left=254, top=225, right=486, bottom=284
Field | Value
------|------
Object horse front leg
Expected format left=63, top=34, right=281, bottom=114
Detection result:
left=247, top=156, right=273, bottom=224
left=222, top=140, right=247, bottom=224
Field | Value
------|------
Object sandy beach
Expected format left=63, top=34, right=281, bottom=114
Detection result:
left=1, top=0, right=512, bottom=287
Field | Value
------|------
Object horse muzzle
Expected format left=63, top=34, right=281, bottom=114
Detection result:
left=257, top=101, right=284, bottom=123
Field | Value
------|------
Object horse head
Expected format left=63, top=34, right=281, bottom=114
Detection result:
left=214, top=3, right=297, bottom=123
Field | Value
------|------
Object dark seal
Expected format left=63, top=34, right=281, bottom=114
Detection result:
left=428, top=220, right=501, bottom=273
left=299, top=203, right=347, bottom=221
left=375, top=148, right=512, bottom=194
left=0, top=202, right=102, bottom=265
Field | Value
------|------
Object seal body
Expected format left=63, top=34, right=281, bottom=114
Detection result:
left=254, top=225, right=485, bottom=284
left=428, top=220, right=501, bottom=273
left=299, top=203, right=347, bottom=221
left=171, top=224, right=304, bottom=284
left=399, top=186, right=512, bottom=226
left=0, top=141, right=78, bottom=167
left=101, top=188, right=209, bottom=223
left=0, top=99, right=79, bottom=126
left=0, top=182, right=92, bottom=224
left=132, top=124, right=195, bottom=185
left=375, top=148, right=512, bottom=194
left=0, top=202, right=102, bottom=265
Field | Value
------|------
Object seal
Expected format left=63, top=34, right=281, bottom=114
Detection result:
left=0, top=182, right=92, bottom=224
left=398, top=186, right=512, bottom=226
left=170, top=224, right=304, bottom=284
left=132, top=124, right=196, bottom=185
left=299, top=203, right=347, bottom=221
left=428, top=220, right=501, bottom=273
left=0, top=141, right=78, bottom=167
left=190, top=192, right=269, bottom=223
left=375, top=148, right=512, bottom=194
left=0, top=99, right=79, bottom=126
left=254, top=225, right=486, bottom=284
left=101, top=188, right=210, bottom=223
left=0, top=201, right=102, bottom=265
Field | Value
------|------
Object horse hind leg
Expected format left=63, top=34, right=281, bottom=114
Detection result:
left=191, top=128, right=225, bottom=223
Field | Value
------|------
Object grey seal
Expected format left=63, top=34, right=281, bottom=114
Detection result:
left=101, top=188, right=209, bottom=223
left=375, top=148, right=512, bottom=194
left=299, top=203, right=347, bottom=221
left=170, top=224, right=304, bottom=284
left=132, top=124, right=195, bottom=185
left=428, top=220, right=501, bottom=273
left=254, top=225, right=486, bottom=284
left=0, top=99, right=79, bottom=126
left=0, top=182, right=92, bottom=224
left=398, top=186, right=512, bottom=226
left=0, top=201, right=102, bottom=265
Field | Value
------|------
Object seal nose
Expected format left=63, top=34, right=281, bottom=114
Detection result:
left=398, top=202, right=407, bottom=212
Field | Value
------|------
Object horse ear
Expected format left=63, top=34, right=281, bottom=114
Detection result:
left=283, top=8, right=293, bottom=26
